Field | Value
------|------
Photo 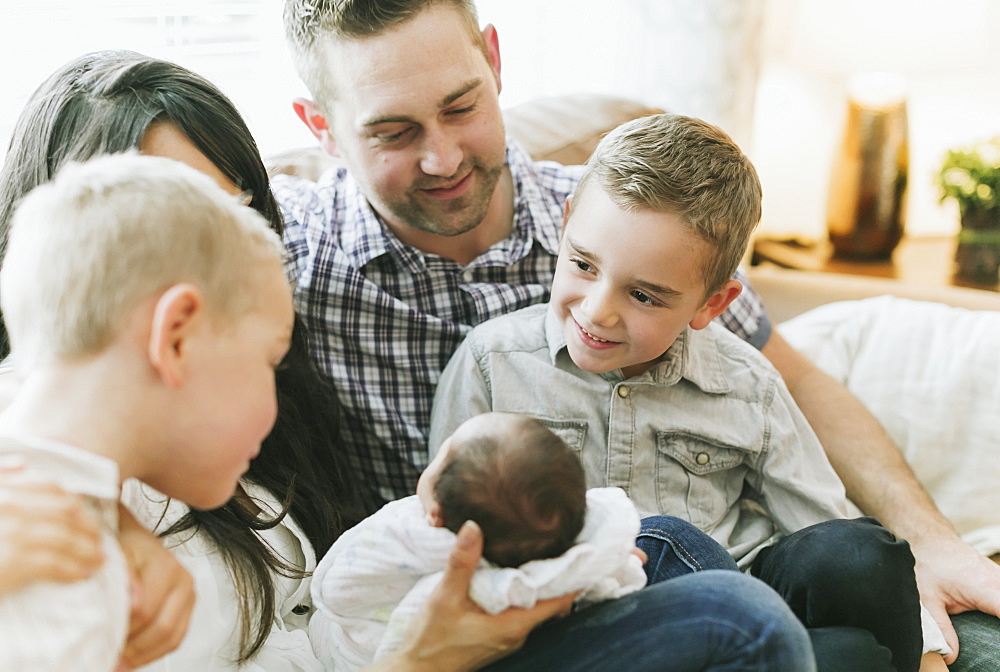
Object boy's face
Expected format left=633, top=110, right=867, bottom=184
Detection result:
left=318, top=3, right=507, bottom=239
left=550, top=184, right=727, bottom=379
left=157, top=262, right=294, bottom=510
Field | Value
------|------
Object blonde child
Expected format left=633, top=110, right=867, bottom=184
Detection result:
left=0, top=153, right=293, bottom=670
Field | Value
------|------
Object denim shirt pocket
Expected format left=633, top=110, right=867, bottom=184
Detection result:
left=536, top=418, right=588, bottom=454
left=654, top=408, right=764, bottom=530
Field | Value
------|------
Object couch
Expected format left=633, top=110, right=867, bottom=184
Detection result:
left=268, top=93, right=1000, bottom=560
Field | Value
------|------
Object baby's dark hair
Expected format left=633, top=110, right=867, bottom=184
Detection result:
left=434, top=413, right=586, bottom=568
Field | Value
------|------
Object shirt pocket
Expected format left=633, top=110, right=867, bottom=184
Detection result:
left=536, top=418, right=588, bottom=454
left=654, top=431, right=756, bottom=530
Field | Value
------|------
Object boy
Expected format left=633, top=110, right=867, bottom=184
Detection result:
left=310, top=412, right=646, bottom=671
left=429, top=114, right=941, bottom=671
left=0, top=153, right=293, bottom=670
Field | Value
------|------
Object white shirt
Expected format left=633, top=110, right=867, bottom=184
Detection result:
left=122, top=480, right=322, bottom=672
left=0, top=434, right=129, bottom=671
left=310, top=487, right=647, bottom=672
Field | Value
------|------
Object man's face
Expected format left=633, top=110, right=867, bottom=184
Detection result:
left=322, top=4, right=507, bottom=240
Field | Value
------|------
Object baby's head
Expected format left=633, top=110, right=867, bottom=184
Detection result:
left=1, top=152, right=293, bottom=509
left=551, top=114, right=763, bottom=379
left=418, top=412, right=586, bottom=568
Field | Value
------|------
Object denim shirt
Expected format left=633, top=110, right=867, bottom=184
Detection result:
left=429, top=304, right=850, bottom=568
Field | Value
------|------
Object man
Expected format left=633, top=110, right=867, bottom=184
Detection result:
left=275, top=1, right=1000, bottom=667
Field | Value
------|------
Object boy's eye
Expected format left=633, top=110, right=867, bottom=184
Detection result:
left=573, top=259, right=593, bottom=273
left=632, top=290, right=654, bottom=305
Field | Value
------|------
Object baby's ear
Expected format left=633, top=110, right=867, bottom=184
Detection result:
left=147, top=283, right=204, bottom=387
left=425, top=501, right=446, bottom=528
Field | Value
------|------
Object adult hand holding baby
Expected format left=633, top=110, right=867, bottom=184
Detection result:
left=377, top=521, right=576, bottom=672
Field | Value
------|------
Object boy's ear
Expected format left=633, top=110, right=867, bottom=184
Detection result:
left=561, top=196, right=572, bottom=236
left=481, top=23, right=502, bottom=93
left=292, top=98, right=340, bottom=158
left=148, top=284, right=204, bottom=387
left=689, top=279, right=743, bottom=330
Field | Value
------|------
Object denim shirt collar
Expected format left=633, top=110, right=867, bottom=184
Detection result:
left=543, top=306, right=733, bottom=394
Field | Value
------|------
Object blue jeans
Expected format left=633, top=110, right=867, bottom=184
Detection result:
left=486, top=515, right=815, bottom=672
left=751, top=517, right=922, bottom=672
left=950, top=611, right=1000, bottom=672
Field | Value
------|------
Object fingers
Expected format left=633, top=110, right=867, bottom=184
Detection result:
left=118, top=508, right=195, bottom=668
left=926, top=602, right=959, bottom=664
left=438, top=520, right=483, bottom=599
left=120, top=566, right=195, bottom=668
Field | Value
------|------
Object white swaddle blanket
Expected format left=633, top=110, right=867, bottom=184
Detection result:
left=309, top=487, right=647, bottom=671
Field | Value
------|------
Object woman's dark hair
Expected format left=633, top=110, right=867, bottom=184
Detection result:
left=0, top=50, right=366, bottom=662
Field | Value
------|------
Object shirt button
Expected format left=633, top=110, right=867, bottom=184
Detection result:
left=617, top=386, right=630, bottom=398
left=695, top=452, right=710, bottom=466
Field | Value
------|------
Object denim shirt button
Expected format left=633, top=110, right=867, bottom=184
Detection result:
left=695, top=452, right=711, bottom=466
left=617, top=386, right=630, bottom=398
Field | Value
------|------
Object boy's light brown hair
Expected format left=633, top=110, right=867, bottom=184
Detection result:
left=1, top=153, right=284, bottom=369
left=573, top=113, right=762, bottom=296
left=433, top=413, right=586, bottom=568
left=284, top=0, right=487, bottom=113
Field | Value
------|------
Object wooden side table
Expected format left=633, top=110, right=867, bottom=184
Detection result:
left=750, top=236, right=1000, bottom=293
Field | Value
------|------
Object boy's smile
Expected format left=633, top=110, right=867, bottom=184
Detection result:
left=550, top=184, right=733, bottom=379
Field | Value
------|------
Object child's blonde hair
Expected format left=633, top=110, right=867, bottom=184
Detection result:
left=574, top=113, right=762, bottom=296
left=1, top=152, right=284, bottom=368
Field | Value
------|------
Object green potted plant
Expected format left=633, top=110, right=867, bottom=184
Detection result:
left=938, top=137, right=1000, bottom=284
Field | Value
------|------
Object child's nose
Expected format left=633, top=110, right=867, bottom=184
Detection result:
left=582, top=285, right=620, bottom=328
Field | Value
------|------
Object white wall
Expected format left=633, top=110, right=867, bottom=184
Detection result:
left=4, top=0, right=1000, bottom=239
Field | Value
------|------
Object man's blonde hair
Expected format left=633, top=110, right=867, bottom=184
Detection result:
left=574, top=113, right=762, bottom=296
left=283, top=0, right=486, bottom=114
left=1, top=153, right=285, bottom=368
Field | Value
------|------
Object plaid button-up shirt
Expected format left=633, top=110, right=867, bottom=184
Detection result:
left=274, top=141, right=771, bottom=502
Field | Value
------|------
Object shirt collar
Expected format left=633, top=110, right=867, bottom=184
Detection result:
left=543, top=306, right=732, bottom=394
left=334, top=139, right=565, bottom=272
left=0, top=433, right=121, bottom=501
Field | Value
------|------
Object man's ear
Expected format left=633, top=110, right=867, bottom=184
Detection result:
left=481, top=23, right=502, bottom=93
left=148, top=284, right=204, bottom=388
left=689, top=279, right=743, bottom=330
left=292, top=98, right=339, bottom=158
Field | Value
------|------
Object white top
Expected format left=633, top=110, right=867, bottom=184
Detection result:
left=122, top=480, right=323, bottom=672
left=310, top=487, right=647, bottom=672
left=0, top=434, right=129, bottom=671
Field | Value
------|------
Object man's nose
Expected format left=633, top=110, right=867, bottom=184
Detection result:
left=419, top=125, right=463, bottom=178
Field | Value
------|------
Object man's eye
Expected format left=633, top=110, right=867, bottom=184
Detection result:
left=376, top=128, right=410, bottom=143
left=447, top=105, right=476, bottom=116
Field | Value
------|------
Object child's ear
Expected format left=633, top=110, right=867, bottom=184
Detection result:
left=292, top=98, right=339, bottom=158
left=148, top=284, right=204, bottom=387
left=425, top=501, right=446, bottom=528
left=561, top=196, right=572, bottom=236
left=689, top=279, right=743, bottom=330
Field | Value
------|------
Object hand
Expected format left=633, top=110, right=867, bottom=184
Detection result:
left=117, top=504, right=196, bottom=670
left=631, top=546, right=648, bottom=565
left=911, top=536, right=1000, bottom=664
left=384, top=521, right=576, bottom=672
left=0, top=460, right=103, bottom=596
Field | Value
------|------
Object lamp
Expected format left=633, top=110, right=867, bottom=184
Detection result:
left=826, top=72, right=908, bottom=259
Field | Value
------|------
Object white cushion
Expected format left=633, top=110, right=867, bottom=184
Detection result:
left=778, top=295, right=1000, bottom=556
